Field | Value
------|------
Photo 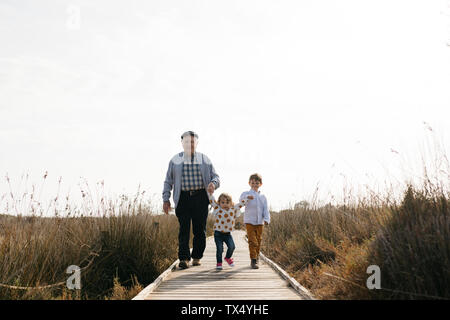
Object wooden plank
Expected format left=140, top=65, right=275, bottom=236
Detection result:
left=133, top=230, right=313, bottom=300
left=148, top=292, right=302, bottom=297
left=259, top=252, right=315, bottom=300
left=159, top=282, right=287, bottom=285
left=147, top=296, right=301, bottom=300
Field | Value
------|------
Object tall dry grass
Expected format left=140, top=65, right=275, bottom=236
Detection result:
left=0, top=171, right=221, bottom=300
left=369, top=184, right=449, bottom=299
left=1, top=129, right=447, bottom=300
left=261, top=195, right=389, bottom=299
left=261, top=134, right=450, bottom=300
left=0, top=210, right=180, bottom=299
left=262, top=183, right=449, bottom=299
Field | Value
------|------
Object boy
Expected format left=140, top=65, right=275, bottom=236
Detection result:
left=239, top=173, right=270, bottom=269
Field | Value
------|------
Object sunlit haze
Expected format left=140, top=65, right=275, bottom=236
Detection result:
left=1, top=0, right=449, bottom=215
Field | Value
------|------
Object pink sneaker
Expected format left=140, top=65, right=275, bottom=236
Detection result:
left=216, top=263, right=223, bottom=270
left=224, top=257, right=235, bottom=267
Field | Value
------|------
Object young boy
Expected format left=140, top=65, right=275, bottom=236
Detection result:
left=239, top=173, right=270, bottom=269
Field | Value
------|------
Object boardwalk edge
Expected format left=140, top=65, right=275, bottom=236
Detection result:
left=241, top=231, right=315, bottom=300
left=133, top=231, right=315, bottom=300
left=258, top=252, right=316, bottom=300
left=132, top=259, right=179, bottom=300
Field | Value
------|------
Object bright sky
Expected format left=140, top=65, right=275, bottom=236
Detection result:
left=1, top=0, right=449, bottom=215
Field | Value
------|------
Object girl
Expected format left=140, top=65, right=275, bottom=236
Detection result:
left=208, top=192, right=253, bottom=269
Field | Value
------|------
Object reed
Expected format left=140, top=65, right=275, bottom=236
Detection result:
left=261, top=137, right=450, bottom=300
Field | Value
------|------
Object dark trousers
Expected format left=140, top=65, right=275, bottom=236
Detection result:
left=175, top=189, right=209, bottom=261
left=214, top=231, right=236, bottom=263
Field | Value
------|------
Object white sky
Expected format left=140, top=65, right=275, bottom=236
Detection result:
left=1, top=0, right=449, bottom=214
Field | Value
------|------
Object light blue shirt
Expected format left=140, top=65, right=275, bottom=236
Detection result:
left=239, top=189, right=270, bottom=225
left=163, top=151, right=220, bottom=209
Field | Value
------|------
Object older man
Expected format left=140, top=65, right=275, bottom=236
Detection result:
left=163, top=131, right=220, bottom=269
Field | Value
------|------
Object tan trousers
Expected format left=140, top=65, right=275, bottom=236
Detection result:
left=245, top=224, right=264, bottom=260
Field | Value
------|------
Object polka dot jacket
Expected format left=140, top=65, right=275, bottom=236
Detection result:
left=208, top=194, right=251, bottom=233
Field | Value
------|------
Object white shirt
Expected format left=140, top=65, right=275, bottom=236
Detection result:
left=239, top=189, right=270, bottom=225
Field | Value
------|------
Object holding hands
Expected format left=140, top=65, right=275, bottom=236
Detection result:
left=207, top=182, right=215, bottom=195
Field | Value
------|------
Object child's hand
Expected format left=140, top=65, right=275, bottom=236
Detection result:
left=247, top=195, right=254, bottom=200
left=207, top=182, right=215, bottom=194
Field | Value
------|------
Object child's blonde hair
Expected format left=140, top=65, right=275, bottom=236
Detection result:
left=217, top=193, right=234, bottom=207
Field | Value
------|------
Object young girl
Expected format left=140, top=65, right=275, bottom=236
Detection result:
left=208, top=192, right=253, bottom=270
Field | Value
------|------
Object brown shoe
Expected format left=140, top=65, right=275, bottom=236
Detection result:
left=192, top=259, right=201, bottom=266
left=251, top=259, right=259, bottom=269
left=178, top=260, right=189, bottom=269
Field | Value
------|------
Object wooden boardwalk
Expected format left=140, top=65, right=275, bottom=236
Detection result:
left=133, top=230, right=314, bottom=300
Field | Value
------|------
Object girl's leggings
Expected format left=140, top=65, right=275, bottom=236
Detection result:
left=214, top=230, right=235, bottom=263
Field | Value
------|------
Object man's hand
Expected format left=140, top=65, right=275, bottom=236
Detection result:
left=247, top=195, right=254, bottom=200
left=163, top=201, right=171, bottom=214
left=264, top=221, right=269, bottom=225
left=207, top=182, right=215, bottom=194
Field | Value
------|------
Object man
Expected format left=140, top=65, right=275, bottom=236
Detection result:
left=163, top=131, right=220, bottom=269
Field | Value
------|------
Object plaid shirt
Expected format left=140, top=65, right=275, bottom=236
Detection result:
left=163, top=151, right=220, bottom=208
left=181, top=152, right=204, bottom=191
